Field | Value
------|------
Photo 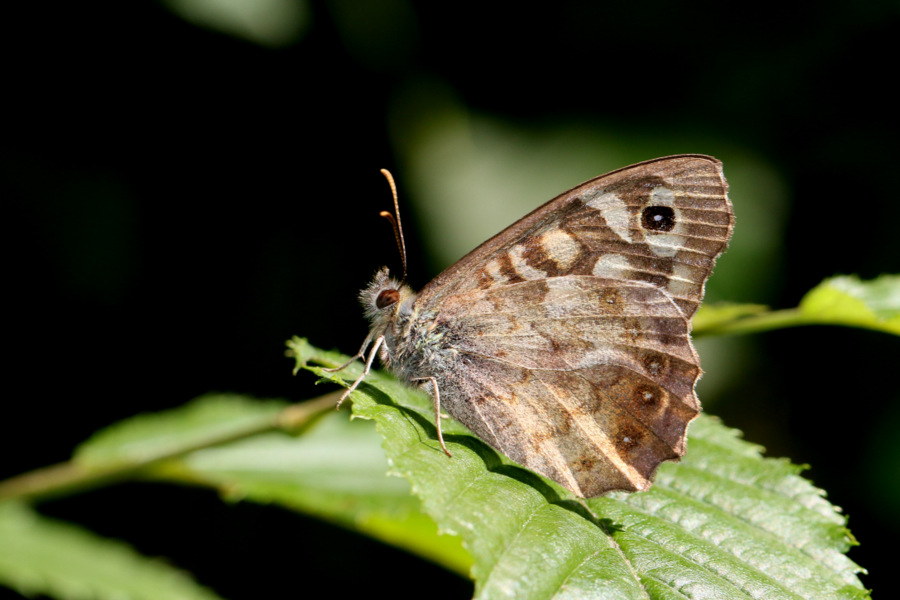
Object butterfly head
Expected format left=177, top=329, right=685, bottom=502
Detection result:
left=360, top=267, right=416, bottom=329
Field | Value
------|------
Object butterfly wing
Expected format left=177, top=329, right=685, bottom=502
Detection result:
left=412, top=155, right=733, bottom=496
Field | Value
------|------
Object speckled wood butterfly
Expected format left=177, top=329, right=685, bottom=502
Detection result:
left=328, top=155, right=734, bottom=497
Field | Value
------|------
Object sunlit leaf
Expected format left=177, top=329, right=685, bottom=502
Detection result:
left=799, top=275, right=900, bottom=333
left=289, top=337, right=869, bottom=600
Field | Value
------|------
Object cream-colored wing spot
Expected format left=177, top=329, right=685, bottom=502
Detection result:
left=592, top=253, right=632, bottom=278
left=650, top=186, right=676, bottom=208
left=586, top=192, right=633, bottom=243
left=539, top=228, right=580, bottom=271
left=667, top=261, right=700, bottom=299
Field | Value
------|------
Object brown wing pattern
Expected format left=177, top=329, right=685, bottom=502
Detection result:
left=416, top=155, right=733, bottom=496
left=418, top=155, right=732, bottom=320
left=433, top=277, right=701, bottom=496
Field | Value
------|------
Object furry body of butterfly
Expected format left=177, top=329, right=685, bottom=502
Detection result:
left=342, top=155, right=733, bottom=497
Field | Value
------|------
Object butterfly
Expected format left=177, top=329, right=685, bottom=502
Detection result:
left=328, top=155, right=734, bottom=497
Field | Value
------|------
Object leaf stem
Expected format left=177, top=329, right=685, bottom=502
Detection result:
left=0, top=394, right=338, bottom=504
left=694, top=308, right=808, bottom=337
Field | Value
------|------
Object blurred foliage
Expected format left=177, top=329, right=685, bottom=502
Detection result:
left=162, top=0, right=311, bottom=47
left=0, top=503, right=222, bottom=600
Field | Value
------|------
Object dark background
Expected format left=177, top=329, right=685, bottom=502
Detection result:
left=3, top=1, right=897, bottom=598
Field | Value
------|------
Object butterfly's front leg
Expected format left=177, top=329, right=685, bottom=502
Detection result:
left=326, top=335, right=385, bottom=409
left=412, top=376, right=452, bottom=458
left=320, top=335, right=373, bottom=374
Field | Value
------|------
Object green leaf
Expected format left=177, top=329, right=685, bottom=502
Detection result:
left=72, top=393, right=470, bottom=576
left=289, top=337, right=869, bottom=600
left=692, top=275, right=899, bottom=337
left=74, top=393, right=284, bottom=468
left=595, top=417, right=866, bottom=600
left=174, top=411, right=471, bottom=575
left=0, top=501, right=223, bottom=600
left=798, top=275, right=900, bottom=333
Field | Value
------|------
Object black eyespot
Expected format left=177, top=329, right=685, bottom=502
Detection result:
left=375, top=289, right=400, bottom=309
left=641, top=205, right=676, bottom=232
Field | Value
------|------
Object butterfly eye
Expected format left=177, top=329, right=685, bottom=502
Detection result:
left=641, top=205, right=676, bottom=232
left=375, top=288, right=400, bottom=309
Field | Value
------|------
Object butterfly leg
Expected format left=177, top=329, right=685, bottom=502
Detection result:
left=412, top=376, right=452, bottom=458
left=321, top=337, right=371, bottom=373
left=333, top=336, right=384, bottom=409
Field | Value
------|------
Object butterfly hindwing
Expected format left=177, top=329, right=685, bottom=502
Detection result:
left=430, top=276, right=702, bottom=496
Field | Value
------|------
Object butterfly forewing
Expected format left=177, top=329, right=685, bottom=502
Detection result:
left=419, top=155, right=732, bottom=320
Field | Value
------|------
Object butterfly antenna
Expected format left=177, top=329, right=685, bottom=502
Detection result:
left=379, top=169, right=408, bottom=282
